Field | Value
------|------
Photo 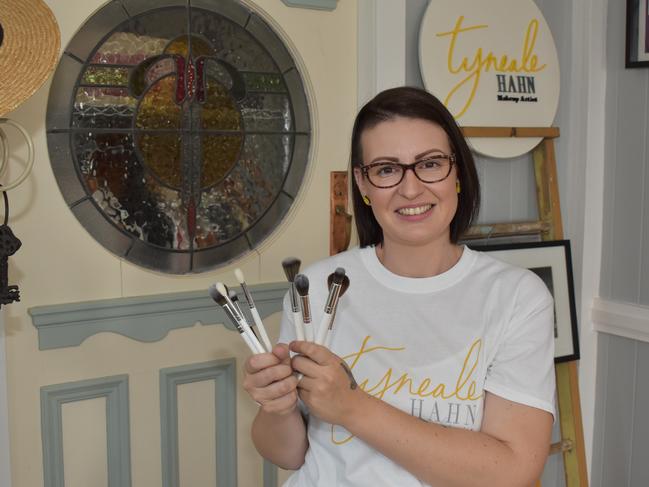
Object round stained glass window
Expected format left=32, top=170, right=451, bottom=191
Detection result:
left=46, top=0, right=311, bottom=273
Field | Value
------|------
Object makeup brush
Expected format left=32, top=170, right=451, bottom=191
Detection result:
left=324, top=275, right=349, bottom=347
left=324, top=275, right=349, bottom=348
left=208, top=284, right=258, bottom=354
left=234, top=268, right=273, bottom=353
left=216, top=282, right=265, bottom=354
left=282, top=257, right=305, bottom=341
left=294, top=274, right=313, bottom=341
left=228, top=288, right=260, bottom=342
left=315, top=268, right=349, bottom=346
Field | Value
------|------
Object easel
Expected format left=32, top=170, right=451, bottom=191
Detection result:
left=461, top=126, right=588, bottom=487
left=329, top=126, right=589, bottom=486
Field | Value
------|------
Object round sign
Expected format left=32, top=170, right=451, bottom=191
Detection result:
left=419, top=0, right=560, bottom=158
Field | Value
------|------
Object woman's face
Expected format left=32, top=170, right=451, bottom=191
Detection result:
left=354, top=116, right=459, bottom=249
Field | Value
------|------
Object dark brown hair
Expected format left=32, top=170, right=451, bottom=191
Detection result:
left=350, top=86, right=480, bottom=246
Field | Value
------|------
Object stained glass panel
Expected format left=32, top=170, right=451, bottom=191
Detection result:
left=47, top=0, right=311, bottom=273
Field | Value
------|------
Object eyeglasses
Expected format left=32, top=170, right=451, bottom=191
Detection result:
left=360, top=154, right=456, bottom=189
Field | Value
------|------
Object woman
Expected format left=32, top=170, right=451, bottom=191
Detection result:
left=243, top=87, right=555, bottom=486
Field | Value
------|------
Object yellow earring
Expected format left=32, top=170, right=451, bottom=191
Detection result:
left=456, top=180, right=461, bottom=194
left=362, top=195, right=371, bottom=206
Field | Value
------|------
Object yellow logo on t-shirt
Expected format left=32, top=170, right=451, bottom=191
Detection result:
left=332, top=336, right=483, bottom=445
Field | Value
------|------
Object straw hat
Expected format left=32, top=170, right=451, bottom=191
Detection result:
left=0, top=0, right=60, bottom=117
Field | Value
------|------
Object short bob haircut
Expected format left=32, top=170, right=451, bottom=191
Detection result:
left=350, top=86, right=480, bottom=246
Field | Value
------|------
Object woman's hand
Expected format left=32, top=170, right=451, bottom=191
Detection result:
left=290, top=340, right=363, bottom=425
left=243, top=343, right=299, bottom=416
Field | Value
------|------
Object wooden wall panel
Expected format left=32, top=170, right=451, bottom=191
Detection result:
left=178, top=381, right=217, bottom=487
left=600, top=336, right=636, bottom=486
left=62, top=398, right=108, bottom=487
left=630, top=341, right=649, bottom=486
left=590, top=334, right=609, bottom=487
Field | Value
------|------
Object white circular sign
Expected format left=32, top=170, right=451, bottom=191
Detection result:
left=419, top=0, right=560, bottom=158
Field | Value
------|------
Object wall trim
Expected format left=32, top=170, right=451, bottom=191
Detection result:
left=40, top=375, right=131, bottom=487
left=281, top=0, right=337, bottom=10
left=0, top=312, right=11, bottom=487
left=263, top=459, right=279, bottom=487
left=592, top=297, right=649, bottom=344
left=357, top=0, right=407, bottom=107
left=28, top=282, right=288, bottom=350
left=570, top=0, right=608, bottom=473
left=160, top=360, right=237, bottom=487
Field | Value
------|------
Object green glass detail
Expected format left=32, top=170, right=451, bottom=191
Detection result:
left=82, top=66, right=130, bottom=86
left=242, top=72, right=285, bottom=92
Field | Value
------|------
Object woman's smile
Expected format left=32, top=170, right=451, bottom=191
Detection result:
left=395, top=203, right=434, bottom=218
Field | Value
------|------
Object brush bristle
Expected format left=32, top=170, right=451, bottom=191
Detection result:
left=216, top=282, right=228, bottom=297
left=327, top=267, right=346, bottom=288
left=228, top=289, right=239, bottom=302
left=338, top=276, right=350, bottom=297
left=234, top=268, right=245, bottom=284
left=208, top=284, right=228, bottom=306
left=281, top=257, right=301, bottom=282
left=294, top=274, right=309, bottom=296
left=333, top=267, right=346, bottom=282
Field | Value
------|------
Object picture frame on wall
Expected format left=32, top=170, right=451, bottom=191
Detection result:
left=468, top=240, right=580, bottom=363
left=626, top=0, right=649, bottom=67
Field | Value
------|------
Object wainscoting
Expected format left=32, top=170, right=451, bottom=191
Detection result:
left=29, top=283, right=288, bottom=487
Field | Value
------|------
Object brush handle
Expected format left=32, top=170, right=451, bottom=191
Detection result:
left=240, top=331, right=259, bottom=355
left=315, top=313, right=332, bottom=346
left=324, top=329, right=333, bottom=348
left=303, top=320, right=314, bottom=342
left=251, top=307, right=272, bottom=352
left=238, top=316, right=265, bottom=354
left=293, top=311, right=305, bottom=341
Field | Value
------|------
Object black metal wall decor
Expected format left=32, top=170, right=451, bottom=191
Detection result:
left=46, top=0, right=311, bottom=273
left=0, top=190, right=21, bottom=306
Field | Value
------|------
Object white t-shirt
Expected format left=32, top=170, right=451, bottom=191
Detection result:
left=278, top=245, right=555, bottom=487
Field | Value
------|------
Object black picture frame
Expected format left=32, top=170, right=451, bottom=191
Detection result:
left=468, top=240, right=580, bottom=363
left=626, top=0, right=649, bottom=68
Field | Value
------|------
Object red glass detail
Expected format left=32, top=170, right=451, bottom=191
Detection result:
left=187, top=59, right=196, bottom=100
left=174, top=56, right=186, bottom=104
left=196, top=58, right=206, bottom=104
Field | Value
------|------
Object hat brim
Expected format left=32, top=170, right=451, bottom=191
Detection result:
left=0, top=0, right=61, bottom=117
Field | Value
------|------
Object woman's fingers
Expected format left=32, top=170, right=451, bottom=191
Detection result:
left=259, top=389, right=299, bottom=416
left=289, top=340, right=334, bottom=365
left=254, top=374, right=299, bottom=402
left=272, top=343, right=291, bottom=363
left=245, top=352, right=280, bottom=374
left=244, top=363, right=293, bottom=390
left=291, top=354, right=321, bottom=379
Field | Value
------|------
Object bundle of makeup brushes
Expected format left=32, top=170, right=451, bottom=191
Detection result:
left=207, top=257, right=350, bottom=354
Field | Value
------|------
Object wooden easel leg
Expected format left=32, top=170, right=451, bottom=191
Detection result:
left=556, top=361, right=589, bottom=486
left=533, top=139, right=564, bottom=241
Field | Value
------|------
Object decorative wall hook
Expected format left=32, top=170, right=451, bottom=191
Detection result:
left=0, top=189, right=21, bottom=306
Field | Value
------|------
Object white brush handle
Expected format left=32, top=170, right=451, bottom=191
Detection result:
left=303, top=320, right=313, bottom=342
left=293, top=311, right=305, bottom=341
left=315, top=313, right=332, bottom=346
left=238, top=317, right=265, bottom=354
left=251, top=307, right=272, bottom=352
left=241, top=332, right=259, bottom=355
left=324, top=329, right=333, bottom=348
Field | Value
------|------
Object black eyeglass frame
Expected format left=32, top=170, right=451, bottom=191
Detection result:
left=360, top=153, right=456, bottom=189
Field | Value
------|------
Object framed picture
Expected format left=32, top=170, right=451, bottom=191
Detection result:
left=468, top=240, right=579, bottom=363
left=626, top=0, right=649, bottom=67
